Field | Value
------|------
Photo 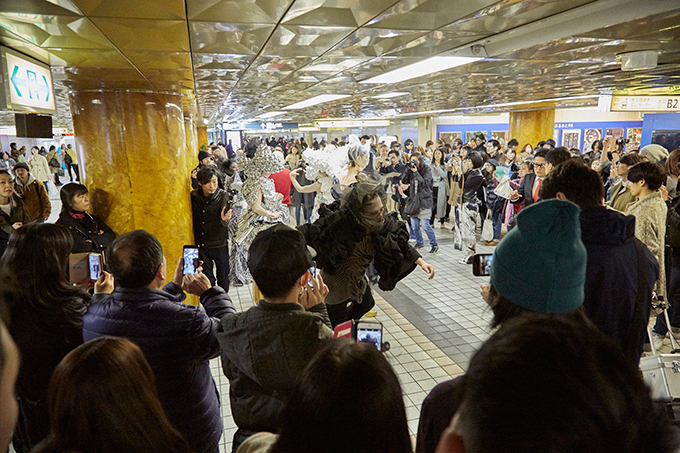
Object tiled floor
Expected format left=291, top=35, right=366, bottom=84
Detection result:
left=214, top=223, right=497, bottom=452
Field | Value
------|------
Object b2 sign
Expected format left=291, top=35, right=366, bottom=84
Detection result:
left=1, top=47, right=56, bottom=114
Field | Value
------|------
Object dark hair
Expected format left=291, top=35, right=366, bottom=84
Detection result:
left=520, top=160, right=534, bottom=172
left=244, top=139, right=258, bottom=159
left=592, top=140, right=603, bottom=152
left=465, top=151, right=483, bottom=169
left=507, top=139, right=519, bottom=148
left=404, top=139, right=414, bottom=147
left=546, top=138, right=556, bottom=147
left=433, top=148, right=444, bottom=165
left=453, top=138, right=463, bottom=148
left=462, top=145, right=473, bottom=154
left=619, top=153, right=644, bottom=167
left=59, top=183, right=89, bottom=215
left=360, top=135, right=370, bottom=141
left=224, top=158, right=237, bottom=176
left=457, top=315, right=679, bottom=453
left=270, top=340, right=411, bottom=453
left=38, top=337, right=191, bottom=453
left=627, top=162, right=667, bottom=191
left=539, top=160, right=604, bottom=210
left=196, top=165, right=220, bottom=185
left=108, top=230, right=164, bottom=289
left=425, top=140, right=433, bottom=148
left=387, top=149, right=399, bottom=158
left=0, top=224, right=89, bottom=328
left=488, top=139, right=500, bottom=151
left=0, top=169, right=9, bottom=178
left=545, top=147, right=572, bottom=167
left=534, top=148, right=549, bottom=159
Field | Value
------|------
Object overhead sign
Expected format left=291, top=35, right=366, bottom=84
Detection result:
left=611, top=96, right=680, bottom=112
left=316, top=119, right=390, bottom=128
left=0, top=46, right=56, bottom=115
left=245, top=122, right=298, bottom=130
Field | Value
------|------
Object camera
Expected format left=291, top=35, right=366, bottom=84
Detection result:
left=616, top=137, right=630, bottom=146
left=408, top=161, right=418, bottom=170
left=298, top=159, right=308, bottom=169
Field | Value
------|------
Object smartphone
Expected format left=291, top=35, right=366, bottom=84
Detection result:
left=88, top=254, right=102, bottom=281
left=307, top=262, right=317, bottom=287
left=183, top=246, right=200, bottom=275
left=355, top=321, right=383, bottom=351
left=472, top=253, right=493, bottom=276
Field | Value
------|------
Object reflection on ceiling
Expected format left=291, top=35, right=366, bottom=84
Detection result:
left=0, top=0, right=678, bottom=129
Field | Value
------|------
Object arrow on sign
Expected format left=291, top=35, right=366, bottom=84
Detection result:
left=10, top=65, right=24, bottom=97
left=40, top=75, right=50, bottom=102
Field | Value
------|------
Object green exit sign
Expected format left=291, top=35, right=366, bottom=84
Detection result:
left=1, top=46, right=56, bottom=115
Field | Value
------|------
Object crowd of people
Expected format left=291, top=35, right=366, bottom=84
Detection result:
left=0, top=129, right=679, bottom=453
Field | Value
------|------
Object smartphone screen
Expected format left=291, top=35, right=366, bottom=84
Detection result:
left=89, top=254, right=101, bottom=281
left=307, top=262, right=316, bottom=287
left=472, top=253, right=493, bottom=276
left=183, top=246, right=200, bottom=275
left=356, top=321, right=383, bottom=351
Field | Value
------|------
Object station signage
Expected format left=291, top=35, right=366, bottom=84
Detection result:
left=0, top=46, right=56, bottom=115
left=220, top=122, right=299, bottom=131
left=316, top=119, right=390, bottom=128
left=611, top=96, right=680, bottom=112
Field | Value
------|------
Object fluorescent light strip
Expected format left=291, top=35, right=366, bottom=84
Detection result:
left=396, top=95, right=599, bottom=117
left=256, top=111, right=286, bottom=119
left=371, top=92, right=409, bottom=99
left=362, top=56, right=483, bottom=84
left=282, top=94, right=351, bottom=110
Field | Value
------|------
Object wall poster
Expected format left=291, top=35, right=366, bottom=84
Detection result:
left=627, top=128, right=643, bottom=151
left=562, top=129, right=582, bottom=150
left=583, top=129, right=603, bottom=152
left=438, top=131, right=462, bottom=145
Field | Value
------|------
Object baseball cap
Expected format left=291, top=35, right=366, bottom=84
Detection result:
left=248, top=224, right=316, bottom=289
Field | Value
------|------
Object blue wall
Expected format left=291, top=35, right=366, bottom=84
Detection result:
left=641, top=113, right=680, bottom=147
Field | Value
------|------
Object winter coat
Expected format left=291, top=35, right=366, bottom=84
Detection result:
left=402, top=165, right=434, bottom=211
left=28, top=154, right=50, bottom=182
left=580, top=207, right=658, bottom=363
left=430, top=162, right=449, bottom=218
left=627, top=192, right=667, bottom=298
left=8, top=291, right=89, bottom=450
left=191, top=188, right=229, bottom=248
left=461, top=169, right=485, bottom=205
left=0, top=157, right=16, bottom=171
left=14, top=175, right=50, bottom=222
left=46, top=150, right=60, bottom=174
left=0, top=193, right=31, bottom=255
left=55, top=211, right=116, bottom=254
left=217, top=301, right=332, bottom=435
left=83, top=283, right=236, bottom=453
left=608, top=180, right=636, bottom=213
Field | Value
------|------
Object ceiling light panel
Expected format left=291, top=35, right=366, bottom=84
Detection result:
left=282, top=94, right=351, bottom=110
left=362, top=56, right=484, bottom=84
left=257, top=111, right=286, bottom=119
left=372, top=92, right=409, bottom=99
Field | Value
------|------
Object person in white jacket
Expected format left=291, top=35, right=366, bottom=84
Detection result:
left=27, top=146, right=50, bottom=194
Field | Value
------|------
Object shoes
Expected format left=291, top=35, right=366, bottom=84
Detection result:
left=364, top=310, right=377, bottom=318
left=440, top=223, right=447, bottom=229
left=484, top=240, right=499, bottom=246
left=459, top=254, right=473, bottom=265
left=429, top=245, right=439, bottom=254
left=652, top=332, right=667, bottom=351
left=414, top=243, right=425, bottom=249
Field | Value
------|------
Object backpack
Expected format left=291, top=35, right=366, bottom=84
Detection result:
left=63, top=152, right=73, bottom=165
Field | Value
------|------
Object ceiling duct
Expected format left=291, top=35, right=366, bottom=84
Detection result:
left=619, top=51, right=659, bottom=71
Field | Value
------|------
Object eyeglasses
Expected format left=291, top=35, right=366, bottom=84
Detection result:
left=534, top=163, right=546, bottom=168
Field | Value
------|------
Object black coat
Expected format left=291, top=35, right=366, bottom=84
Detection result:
left=461, top=169, right=485, bottom=205
left=511, top=172, right=539, bottom=207
left=83, top=283, right=235, bottom=453
left=580, top=207, right=658, bottom=363
left=55, top=211, right=116, bottom=255
left=191, top=188, right=229, bottom=248
left=9, top=291, right=89, bottom=450
left=401, top=165, right=434, bottom=211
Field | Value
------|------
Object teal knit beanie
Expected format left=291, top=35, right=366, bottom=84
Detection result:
left=489, top=199, right=587, bottom=313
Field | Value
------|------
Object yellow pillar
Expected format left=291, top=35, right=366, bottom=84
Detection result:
left=70, top=91, right=192, bottom=285
left=197, top=125, right=208, bottom=151
left=184, top=114, right=199, bottom=184
left=508, top=109, right=555, bottom=150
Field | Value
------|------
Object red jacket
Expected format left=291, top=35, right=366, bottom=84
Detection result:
left=269, top=169, right=292, bottom=207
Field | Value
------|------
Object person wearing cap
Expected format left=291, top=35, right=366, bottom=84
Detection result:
left=13, top=162, right=51, bottom=223
left=83, top=230, right=235, bottom=453
left=217, top=224, right=333, bottom=451
left=539, top=160, right=658, bottom=363
left=191, top=150, right=224, bottom=190
left=416, top=199, right=589, bottom=453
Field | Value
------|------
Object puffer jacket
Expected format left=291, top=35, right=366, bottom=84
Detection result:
left=402, top=164, right=434, bottom=211
left=217, top=301, right=333, bottom=435
left=83, top=283, right=235, bottom=453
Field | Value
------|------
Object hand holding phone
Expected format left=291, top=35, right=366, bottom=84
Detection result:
left=473, top=254, right=494, bottom=276
left=89, top=254, right=102, bottom=281
left=299, top=272, right=329, bottom=310
left=355, top=321, right=383, bottom=351
left=183, top=246, right=200, bottom=275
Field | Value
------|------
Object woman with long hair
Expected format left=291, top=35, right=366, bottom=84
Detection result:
left=238, top=340, right=412, bottom=453
left=665, top=148, right=680, bottom=199
left=402, top=154, right=438, bottom=253
left=32, top=337, right=191, bottom=453
left=430, top=148, right=449, bottom=227
left=0, top=223, right=90, bottom=452
left=55, top=183, right=116, bottom=255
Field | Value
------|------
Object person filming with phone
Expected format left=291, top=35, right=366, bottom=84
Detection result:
left=217, top=224, right=333, bottom=451
left=83, top=229, right=235, bottom=453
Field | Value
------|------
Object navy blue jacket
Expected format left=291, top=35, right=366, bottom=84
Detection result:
left=83, top=283, right=235, bottom=453
left=580, top=207, right=658, bottom=363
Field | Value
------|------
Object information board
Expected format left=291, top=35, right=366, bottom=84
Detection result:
left=611, top=96, right=680, bottom=112
left=1, top=46, right=56, bottom=114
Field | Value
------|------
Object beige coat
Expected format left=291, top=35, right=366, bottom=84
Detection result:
left=46, top=149, right=60, bottom=174
left=626, top=191, right=667, bottom=298
left=28, top=154, right=50, bottom=182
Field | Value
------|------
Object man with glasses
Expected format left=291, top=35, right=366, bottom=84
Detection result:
left=510, top=148, right=548, bottom=207
left=607, top=153, right=644, bottom=212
